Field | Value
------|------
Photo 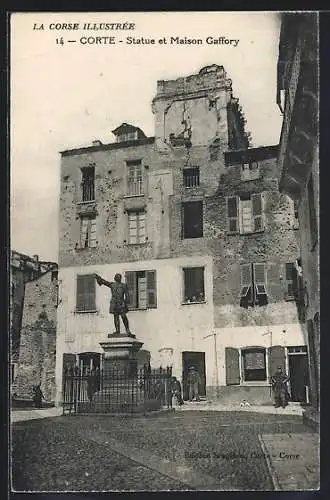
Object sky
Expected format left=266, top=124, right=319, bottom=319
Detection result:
left=11, top=12, right=282, bottom=262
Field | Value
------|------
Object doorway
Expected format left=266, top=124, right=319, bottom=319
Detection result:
left=182, top=351, right=206, bottom=400
left=78, top=352, right=101, bottom=374
left=288, top=347, right=309, bottom=403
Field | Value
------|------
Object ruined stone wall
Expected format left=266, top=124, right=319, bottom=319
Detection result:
left=13, top=271, right=58, bottom=401
left=10, top=268, right=25, bottom=362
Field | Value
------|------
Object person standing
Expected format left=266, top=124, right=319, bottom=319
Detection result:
left=171, top=376, right=184, bottom=406
left=271, top=366, right=290, bottom=408
left=187, top=366, right=201, bottom=402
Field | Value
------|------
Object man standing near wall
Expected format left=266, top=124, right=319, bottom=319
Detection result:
left=187, top=366, right=201, bottom=402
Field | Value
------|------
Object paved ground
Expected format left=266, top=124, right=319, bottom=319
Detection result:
left=10, top=408, right=319, bottom=492
left=178, top=400, right=305, bottom=416
left=259, top=433, right=319, bottom=490
left=11, top=407, right=62, bottom=423
left=11, top=400, right=304, bottom=423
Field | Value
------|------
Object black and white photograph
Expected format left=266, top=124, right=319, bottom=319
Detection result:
left=10, top=11, right=319, bottom=491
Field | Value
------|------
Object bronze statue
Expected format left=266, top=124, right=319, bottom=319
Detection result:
left=94, top=273, right=134, bottom=337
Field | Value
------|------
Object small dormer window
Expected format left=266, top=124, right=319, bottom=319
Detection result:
left=241, top=161, right=260, bottom=181
left=117, top=131, right=138, bottom=143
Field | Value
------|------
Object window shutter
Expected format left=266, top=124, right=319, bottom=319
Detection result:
left=225, top=347, right=240, bottom=385
left=252, top=193, right=264, bottom=232
left=76, top=275, right=95, bottom=311
left=146, top=270, right=157, bottom=308
left=137, top=274, right=147, bottom=309
left=76, top=276, right=85, bottom=311
left=125, top=271, right=137, bottom=309
left=128, top=213, right=138, bottom=244
left=268, top=345, right=286, bottom=378
left=227, top=196, right=239, bottom=233
left=90, top=218, right=97, bottom=247
left=138, top=211, right=146, bottom=243
left=291, top=263, right=298, bottom=298
left=80, top=218, right=89, bottom=248
left=253, top=263, right=267, bottom=295
left=85, top=275, right=96, bottom=310
left=285, top=263, right=295, bottom=297
left=240, top=263, right=252, bottom=297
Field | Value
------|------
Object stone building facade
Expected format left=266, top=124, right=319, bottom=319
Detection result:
left=11, top=252, right=58, bottom=401
left=276, top=12, right=319, bottom=410
left=55, top=64, right=307, bottom=405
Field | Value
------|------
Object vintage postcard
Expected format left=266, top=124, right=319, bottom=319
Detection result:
left=10, top=11, right=319, bottom=492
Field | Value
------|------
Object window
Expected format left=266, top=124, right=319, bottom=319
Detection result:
left=227, top=193, right=264, bottom=234
left=80, top=216, right=97, bottom=248
left=182, top=201, right=203, bottom=238
left=125, top=270, right=157, bottom=309
left=127, top=160, right=143, bottom=196
left=76, top=275, right=96, bottom=312
left=240, top=263, right=268, bottom=307
left=183, top=167, right=200, bottom=188
left=117, top=131, right=138, bottom=142
left=81, top=166, right=95, bottom=202
left=307, top=175, right=318, bottom=248
left=128, top=211, right=146, bottom=244
left=226, top=345, right=286, bottom=386
left=183, top=267, right=205, bottom=303
left=241, top=348, right=266, bottom=381
left=241, top=162, right=260, bottom=181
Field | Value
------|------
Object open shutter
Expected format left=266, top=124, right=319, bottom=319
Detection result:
left=285, top=262, right=295, bottom=298
left=128, top=213, right=137, bottom=244
left=268, top=345, right=286, bottom=377
left=90, top=217, right=97, bottom=248
left=125, top=271, right=137, bottom=309
left=138, top=211, right=146, bottom=243
left=80, top=218, right=88, bottom=248
left=146, top=270, right=157, bottom=308
left=76, top=275, right=85, bottom=311
left=240, top=263, right=252, bottom=297
left=252, top=193, right=264, bottom=232
left=85, top=275, right=96, bottom=310
left=137, top=273, right=147, bottom=309
left=253, top=263, right=267, bottom=295
left=225, top=347, right=240, bottom=385
left=227, top=196, right=239, bottom=233
left=291, top=262, right=298, bottom=298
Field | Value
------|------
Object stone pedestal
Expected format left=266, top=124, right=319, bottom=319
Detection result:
left=92, top=332, right=147, bottom=412
left=100, top=333, right=143, bottom=379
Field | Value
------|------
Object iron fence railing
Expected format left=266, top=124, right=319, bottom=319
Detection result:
left=62, top=365, right=172, bottom=415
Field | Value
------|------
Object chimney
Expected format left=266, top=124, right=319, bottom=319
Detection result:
left=33, top=255, right=39, bottom=262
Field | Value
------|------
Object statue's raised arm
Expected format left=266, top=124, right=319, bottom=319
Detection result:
left=94, top=274, right=112, bottom=288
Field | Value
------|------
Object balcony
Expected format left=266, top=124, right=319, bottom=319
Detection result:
left=76, top=200, right=97, bottom=217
